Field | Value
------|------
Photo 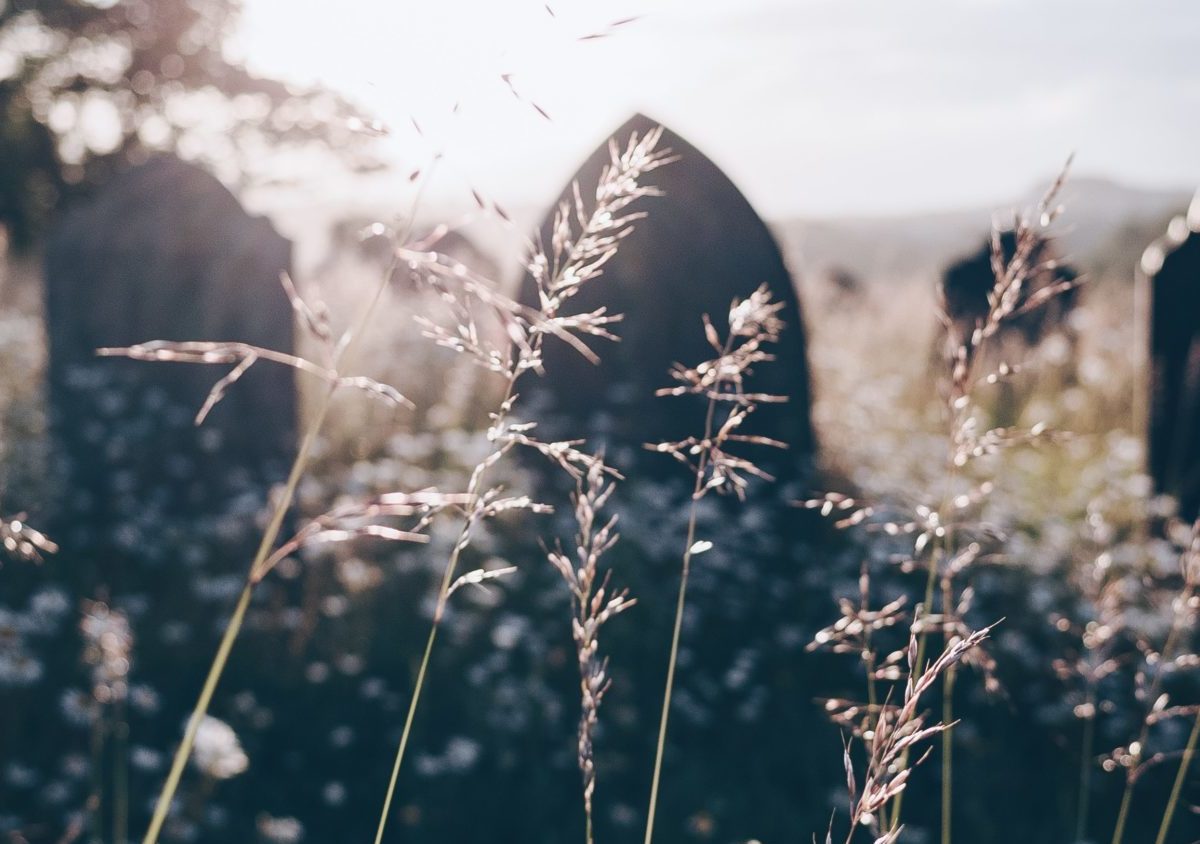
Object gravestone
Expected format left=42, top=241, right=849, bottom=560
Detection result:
left=519, top=113, right=815, bottom=483
left=13, top=155, right=300, bottom=840
left=937, top=230, right=1079, bottom=355
left=824, top=266, right=863, bottom=301
left=1143, top=193, right=1200, bottom=519
left=503, top=114, right=831, bottom=841
left=44, top=154, right=297, bottom=538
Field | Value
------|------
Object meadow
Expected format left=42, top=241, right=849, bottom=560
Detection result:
left=0, top=122, right=1196, bottom=844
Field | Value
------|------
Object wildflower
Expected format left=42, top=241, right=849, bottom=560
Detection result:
left=192, top=715, right=248, bottom=780
left=257, top=814, right=304, bottom=843
left=80, top=601, right=132, bottom=704
left=0, top=513, right=57, bottom=564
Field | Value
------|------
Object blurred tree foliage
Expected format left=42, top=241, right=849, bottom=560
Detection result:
left=0, top=0, right=371, bottom=251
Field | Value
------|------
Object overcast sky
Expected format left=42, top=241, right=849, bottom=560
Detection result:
left=234, top=0, right=1200, bottom=219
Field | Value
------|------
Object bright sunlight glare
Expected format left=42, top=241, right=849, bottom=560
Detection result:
left=234, top=0, right=1200, bottom=219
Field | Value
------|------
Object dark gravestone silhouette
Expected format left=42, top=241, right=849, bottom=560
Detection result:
left=44, top=154, right=297, bottom=544
left=519, top=113, right=815, bottom=483
left=5, top=155, right=301, bottom=842
left=934, top=231, right=1080, bottom=428
left=499, top=114, right=834, bottom=843
left=938, top=230, right=1079, bottom=354
left=1143, top=195, right=1200, bottom=519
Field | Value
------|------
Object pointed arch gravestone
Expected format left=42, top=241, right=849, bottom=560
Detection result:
left=44, top=154, right=297, bottom=545
left=1142, top=193, right=1200, bottom=519
left=518, top=113, right=815, bottom=484
left=494, top=114, right=837, bottom=841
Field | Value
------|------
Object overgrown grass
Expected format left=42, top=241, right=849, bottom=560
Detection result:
left=0, top=140, right=1196, bottom=844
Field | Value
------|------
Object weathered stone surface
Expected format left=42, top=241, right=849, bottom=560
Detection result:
left=44, top=154, right=297, bottom=531
left=1143, top=194, right=1200, bottom=518
left=519, top=113, right=815, bottom=482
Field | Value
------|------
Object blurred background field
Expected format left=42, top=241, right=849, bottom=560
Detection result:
left=2, top=3, right=1200, bottom=844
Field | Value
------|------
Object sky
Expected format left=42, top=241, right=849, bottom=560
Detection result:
left=232, top=0, right=1200, bottom=219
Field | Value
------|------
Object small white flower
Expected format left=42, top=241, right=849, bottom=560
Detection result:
left=192, top=716, right=248, bottom=780
left=257, top=814, right=304, bottom=843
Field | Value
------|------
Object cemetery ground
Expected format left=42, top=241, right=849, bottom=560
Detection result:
left=0, top=132, right=1196, bottom=844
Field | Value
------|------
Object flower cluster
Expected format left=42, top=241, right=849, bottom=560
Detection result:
left=648, top=284, right=789, bottom=500
left=840, top=626, right=993, bottom=844
left=0, top=512, right=57, bottom=564
left=192, top=715, right=249, bottom=781
left=80, top=600, right=132, bottom=705
left=545, top=459, right=634, bottom=837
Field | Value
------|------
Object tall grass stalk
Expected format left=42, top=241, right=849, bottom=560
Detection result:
left=546, top=460, right=634, bottom=844
left=860, top=565, right=889, bottom=832
left=839, top=627, right=995, bottom=844
left=643, top=403, right=713, bottom=844
left=1110, top=522, right=1199, bottom=844
left=644, top=286, right=788, bottom=843
left=114, top=698, right=129, bottom=844
left=141, top=396, right=331, bottom=844
left=1154, top=709, right=1200, bottom=844
left=89, top=705, right=105, bottom=843
left=1075, top=695, right=1095, bottom=843
left=884, top=551, right=941, bottom=834
left=940, top=592, right=956, bottom=844
left=137, top=162, right=436, bottom=842
left=887, top=161, right=1076, bottom=835
left=372, top=127, right=670, bottom=844
left=370, top=380, right=513, bottom=844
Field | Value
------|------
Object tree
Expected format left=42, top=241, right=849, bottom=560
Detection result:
left=0, top=0, right=370, bottom=250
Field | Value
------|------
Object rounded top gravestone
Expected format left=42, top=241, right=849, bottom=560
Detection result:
left=44, top=154, right=297, bottom=536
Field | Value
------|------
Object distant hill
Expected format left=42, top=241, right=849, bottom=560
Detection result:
left=772, top=177, right=1192, bottom=285
left=250, top=170, right=1192, bottom=293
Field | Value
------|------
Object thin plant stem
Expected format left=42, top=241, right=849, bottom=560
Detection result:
left=141, top=157, right=432, bottom=844
left=1111, top=497, right=1164, bottom=844
left=372, top=371, right=519, bottom=843
left=1111, top=611, right=1187, bottom=844
left=372, top=610, right=441, bottom=844
left=142, top=582, right=250, bottom=844
left=863, top=621, right=888, bottom=832
left=1076, top=702, right=1095, bottom=843
left=643, top=340, right=724, bottom=844
left=1107, top=359, right=1155, bottom=844
left=864, top=635, right=878, bottom=718
left=369, top=527, right=470, bottom=844
left=90, top=704, right=106, bottom=844
left=1154, top=709, right=1200, bottom=844
left=888, top=518, right=948, bottom=830
left=939, top=567, right=957, bottom=844
left=373, top=130, right=669, bottom=841
left=891, top=347, right=968, bottom=835
left=941, top=662, right=956, bottom=844
left=142, top=392, right=333, bottom=844
left=643, top=494, right=701, bottom=844
left=114, top=698, right=129, bottom=844
left=1110, top=784, right=1134, bottom=844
